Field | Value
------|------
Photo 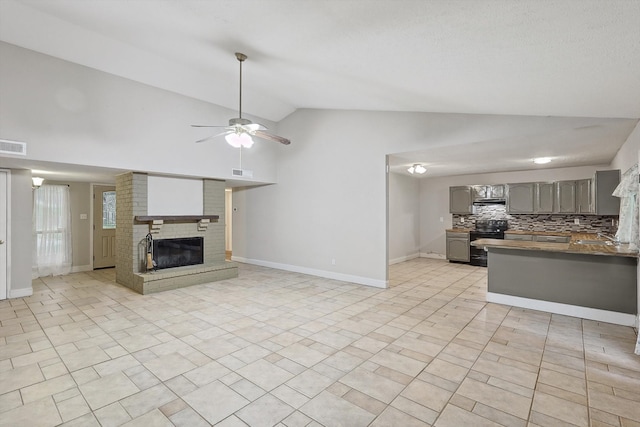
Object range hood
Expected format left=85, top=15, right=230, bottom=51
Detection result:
left=473, top=198, right=506, bottom=205
left=472, top=185, right=506, bottom=205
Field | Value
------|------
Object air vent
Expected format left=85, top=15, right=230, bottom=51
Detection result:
left=0, top=139, right=27, bottom=156
left=231, top=168, right=253, bottom=178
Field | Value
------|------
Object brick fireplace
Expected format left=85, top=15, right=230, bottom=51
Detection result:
left=115, top=172, right=238, bottom=294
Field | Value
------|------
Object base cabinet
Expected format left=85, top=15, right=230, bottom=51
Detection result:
left=446, top=231, right=470, bottom=262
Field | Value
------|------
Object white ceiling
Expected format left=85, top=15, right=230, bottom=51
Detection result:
left=1, top=0, right=640, bottom=180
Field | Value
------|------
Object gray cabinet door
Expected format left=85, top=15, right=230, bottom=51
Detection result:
left=489, top=185, right=505, bottom=198
left=556, top=181, right=577, bottom=213
left=507, top=183, right=535, bottom=213
left=449, top=186, right=473, bottom=214
left=595, top=170, right=620, bottom=215
left=446, top=235, right=470, bottom=262
left=576, top=179, right=593, bottom=213
left=535, top=182, right=555, bottom=213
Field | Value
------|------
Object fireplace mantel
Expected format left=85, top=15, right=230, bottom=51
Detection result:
left=135, top=215, right=219, bottom=233
left=134, top=215, right=219, bottom=222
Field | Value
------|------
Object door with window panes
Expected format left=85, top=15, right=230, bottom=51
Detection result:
left=93, top=186, right=116, bottom=269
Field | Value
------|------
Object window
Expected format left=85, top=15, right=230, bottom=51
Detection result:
left=32, top=185, right=72, bottom=278
left=102, top=191, right=116, bottom=229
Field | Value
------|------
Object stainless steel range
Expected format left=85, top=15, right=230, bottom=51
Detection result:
left=469, top=220, right=508, bottom=267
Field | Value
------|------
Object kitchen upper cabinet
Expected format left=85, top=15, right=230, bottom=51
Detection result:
left=473, top=184, right=505, bottom=200
left=594, top=170, right=621, bottom=215
left=506, top=183, right=535, bottom=213
left=446, top=231, right=470, bottom=262
left=556, top=181, right=577, bottom=213
left=576, top=179, right=592, bottom=214
left=535, top=182, right=555, bottom=213
left=449, top=186, right=473, bottom=214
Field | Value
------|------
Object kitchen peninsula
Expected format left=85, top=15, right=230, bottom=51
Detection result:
left=471, top=235, right=638, bottom=326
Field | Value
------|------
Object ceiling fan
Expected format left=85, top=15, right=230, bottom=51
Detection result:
left=192, top=52, right=291, bottom=147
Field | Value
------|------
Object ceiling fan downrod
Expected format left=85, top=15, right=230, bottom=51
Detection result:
left=236, top=52, right=247, bottom=119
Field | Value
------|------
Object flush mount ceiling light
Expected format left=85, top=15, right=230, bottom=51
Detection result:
left=533, top=157, right=552, bottom=164
left=408, top=164, right=427, bottom=174
left=32, top=176, right=44, bottom=188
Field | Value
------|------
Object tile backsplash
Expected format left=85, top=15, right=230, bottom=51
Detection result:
left=453, top=205, right=617, bottom=234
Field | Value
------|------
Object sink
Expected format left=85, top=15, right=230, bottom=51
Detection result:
left=575, top=240, right=614, bottom=246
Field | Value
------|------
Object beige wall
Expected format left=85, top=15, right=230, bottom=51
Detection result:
left=611, top=121, right=640, bottom=173
left=7, top=169, right=32, bottom=297
left=388, top=171, right=420, bottom=264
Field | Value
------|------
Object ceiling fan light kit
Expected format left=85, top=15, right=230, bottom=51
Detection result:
left=408, top=164, right=427, bottom=174
left=225, top=132, right=254, bottom=148
left=192, top=52, right=291, bottom=147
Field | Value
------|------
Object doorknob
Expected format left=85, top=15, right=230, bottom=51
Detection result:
left=0, top=240, right=4, bottom=244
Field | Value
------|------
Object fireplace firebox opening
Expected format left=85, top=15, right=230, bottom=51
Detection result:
left=153, top=237, right=204, bottom=270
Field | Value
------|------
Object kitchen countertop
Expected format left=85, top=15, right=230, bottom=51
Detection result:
left=471, top=234, right=637, bottom=258
left=446, top=228, right=473, bottom=233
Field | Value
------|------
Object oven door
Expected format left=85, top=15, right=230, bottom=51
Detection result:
left=469, top=231, right=504, bottom=267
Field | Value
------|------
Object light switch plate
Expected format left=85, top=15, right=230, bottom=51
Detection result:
left=80, top=213, right=88, bottom=220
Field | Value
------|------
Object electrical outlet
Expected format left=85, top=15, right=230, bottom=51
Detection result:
left=574, top=218, right=580, bottom=225
left=439, top=217, right=444, bottom=222
left=460, top=217, right=465, bottom=223
left=331, top=259, right=336, bottom=265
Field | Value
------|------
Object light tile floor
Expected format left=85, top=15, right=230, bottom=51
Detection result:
left=0, top=258, right=639, bottom=426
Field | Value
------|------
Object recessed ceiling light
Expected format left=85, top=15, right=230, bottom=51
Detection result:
left=533, top=157, right=552, bottom=164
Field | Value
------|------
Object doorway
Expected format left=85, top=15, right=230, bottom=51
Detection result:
left=93, top=185, right=116, bottom=269
left=225, top=188, right=232, bottom=260
left=0, top=170, right=8, bottom=299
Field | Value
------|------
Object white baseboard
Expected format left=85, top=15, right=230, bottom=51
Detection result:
left=71, top=265, right=92, bottom=273
left=10, top=288, right=33, bottom=299
left=388, top=253, right=420, bottom=265
left=420, top=252, right=446, bottom=260
left=231, top=256, right=388, bottom=288
left=487, top=292, right=637, bottom=327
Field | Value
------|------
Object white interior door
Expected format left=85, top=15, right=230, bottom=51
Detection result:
left=0, top=171, right=8, bottom=300
left=93, top=185, right=116, bottom=269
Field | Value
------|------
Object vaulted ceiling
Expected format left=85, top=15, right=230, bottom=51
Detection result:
left=1, top=0, right=639, bottom=179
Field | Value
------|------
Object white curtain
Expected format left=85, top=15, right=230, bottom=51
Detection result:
left=612, top=164, right=640, bottom=355
left=613, top=164, right=639, bottom=249
left=32, top=185, right=72, bottom=278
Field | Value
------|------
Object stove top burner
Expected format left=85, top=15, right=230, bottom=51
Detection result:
left=474, top=219, right=508, bottom=233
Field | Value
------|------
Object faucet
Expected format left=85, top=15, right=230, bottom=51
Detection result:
left=597, top=232, right=620, bottom=244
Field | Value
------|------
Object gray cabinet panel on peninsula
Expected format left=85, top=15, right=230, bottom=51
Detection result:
left=487, top=248, right=637, bottom=316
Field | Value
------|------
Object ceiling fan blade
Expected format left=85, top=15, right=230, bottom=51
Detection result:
left=191, top=124, right=230, bottom=128
left=254, top=130, right=291, bottom=145
left=195, top=131, right=230, bottom=143
left=243, top=123, right=267, bottom=132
